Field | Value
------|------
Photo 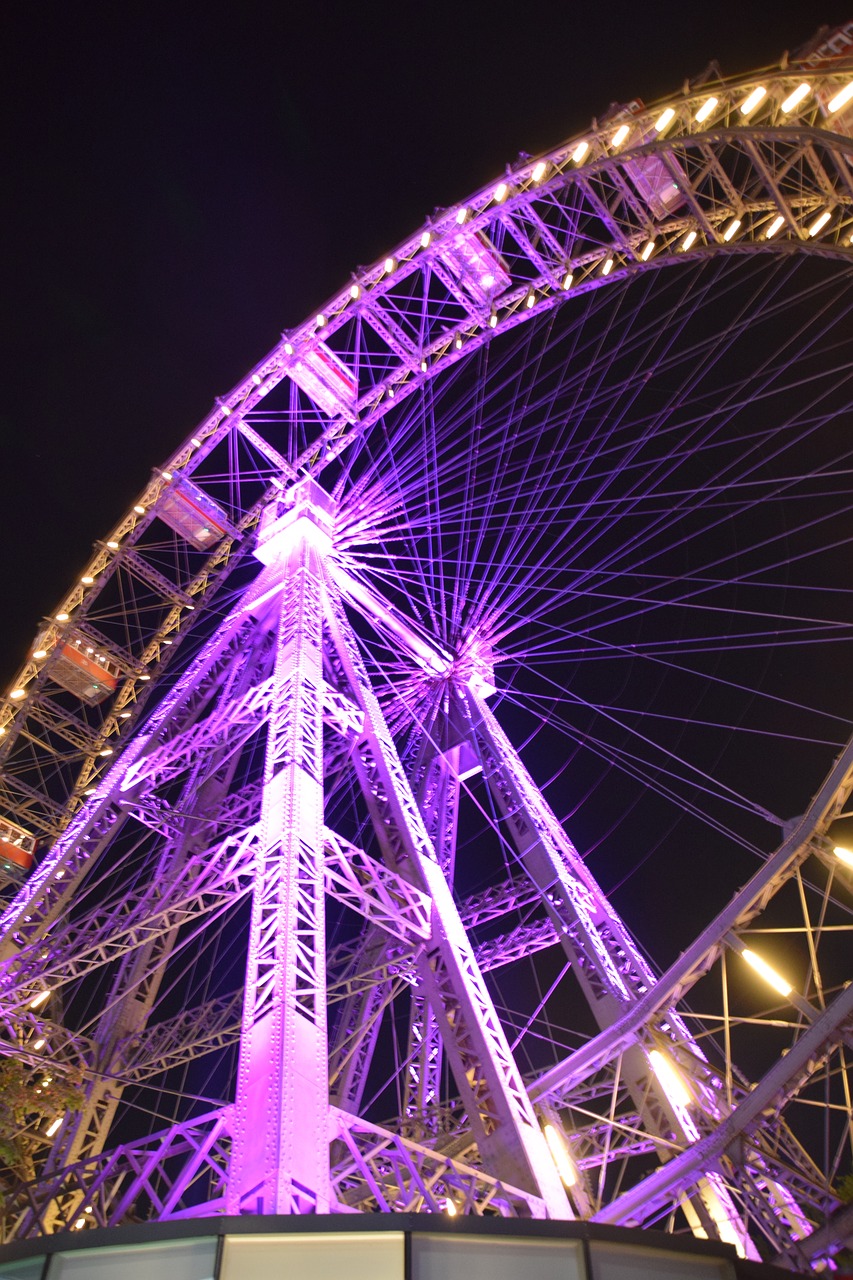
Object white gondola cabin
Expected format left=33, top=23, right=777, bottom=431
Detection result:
left=158, top=477, right=231, bottom=551
left=439, top=228, right=511, bottom=306
left=39, top=634, right=122, bottom=705
left=288, top=340, right=358, bottom=421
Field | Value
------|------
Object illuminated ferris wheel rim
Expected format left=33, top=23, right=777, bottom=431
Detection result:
left=129, top=64, right=853, bottom=493
left=4, top=55, right=853, bottom=825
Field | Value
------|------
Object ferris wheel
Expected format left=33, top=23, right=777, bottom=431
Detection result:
left=1, top=25, right=853, bottom=1272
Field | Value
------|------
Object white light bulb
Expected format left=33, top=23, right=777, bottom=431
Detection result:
left=828, top=82, right=853, bottom=114
left=655, top=107, right=675, bottom=132
left=741, top=948, right=793, bottom=997
left=739, top=86, right=766, bottom=117
left=781, top=83, right=810, bottom=113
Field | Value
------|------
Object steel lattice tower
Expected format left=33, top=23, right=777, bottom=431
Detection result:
left=2, top=28, right=853, bottom=1272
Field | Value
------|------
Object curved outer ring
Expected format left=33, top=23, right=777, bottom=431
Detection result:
left=3, top=65, right=853, bottom=833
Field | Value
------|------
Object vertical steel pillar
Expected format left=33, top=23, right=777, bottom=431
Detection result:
left=228, top=489, right=330, bottom=1214
left=402, top=722, right=467, bottom=1137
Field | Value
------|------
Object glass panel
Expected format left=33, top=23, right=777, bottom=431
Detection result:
left=220, top=1231, right=404, bottom=1280
left=412, top=1233, right=586, bottom=1280
left=589, top=1241, right=734, bottom=1280
left=0, top=1258, right=46, bottom=1280
left=49, top=1237, right=216, bottom=1280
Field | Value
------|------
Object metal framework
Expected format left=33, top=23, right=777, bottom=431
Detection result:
left=2, top=26, right=853, bottom=1272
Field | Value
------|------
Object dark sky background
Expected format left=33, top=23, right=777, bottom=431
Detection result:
left=2, top=3, right=851, bottom=677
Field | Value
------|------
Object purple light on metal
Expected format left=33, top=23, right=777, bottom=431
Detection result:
left=1, top=39, right=853, bottom=1270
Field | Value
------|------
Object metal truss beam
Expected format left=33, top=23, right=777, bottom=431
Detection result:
left=593, top=980, right=853, bottom=1238
left=323, top=568, right=571, bottom=1215
left=331, top=1108, right=547, bottom=1217
left=532, top=732, right=853, bottom=1101
left=119, top=990, right=244, bottom=1082
left=1, top=824, right=259, bottom=1000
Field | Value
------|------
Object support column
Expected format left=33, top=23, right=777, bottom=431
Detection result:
left=228, top=495, right=330, bottom=1214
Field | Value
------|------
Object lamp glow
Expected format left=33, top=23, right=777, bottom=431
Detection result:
left=134, top=505, right=145, bottom=515
left=833, top=845, right=853, bottom=867
left=455, top=207, right=468, bottom=224
left=33, top=1038, right=45, bottom=1051
left=56, top=612, right=69, bottom=622
left=45, top=1115, right=63, bottom=1138
left=191, top=436, right=203, bottom=447
left=10, top=690, right=26, bottom=701
left=781, top=83, right=810, bottom=113
left=648, top=1048, right=691, bottom=1108
left=655, top=107, right=675, bottom=132
left=315, top=313, right=325, bottom=328
left=384, top=257, right=395, bottom=272
left=30, top=989, right=50, bottom=1009
left=33, top=650, right=47, bottom=660
left=765, top=215, right=785, bottom=239
left=611, top=124, right=630, bottom=147
left=739, top=86, right=766, bottom=117
left=562, top=271, right=573, bottom=289
left=489, top=313, right=498, bottom=328
left=602, top=257, right=614, bottom=275
left=445, top=1198, right=457, bottom=1216
left=572, top=140, right=589, bottom=164
left=828, top=82, right=853, bottom=113
left=741, top=948, right=792, bottom=997
left=641, top=239, right=655, bottom=260
left=420, top=231, right=431, bottom=248
left=695, top=96, right=717, bottom=123
left=722, top=218, right=741, bottom=242
left=682, top=230, right=697, bottom=250
left=544, top=1123, right=577, bottom=1186
left=532, top=160, right=547, bottom=182
left=808, top=210, right=831, bottom=237
left=494, top=182, right=508, bottom=202
left=349, top=284, right=360, bottom=299
left=81, top=576, right=94, bottom=585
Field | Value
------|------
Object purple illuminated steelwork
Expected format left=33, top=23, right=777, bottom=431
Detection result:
left=1, top=39, right=853, bottom=1273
